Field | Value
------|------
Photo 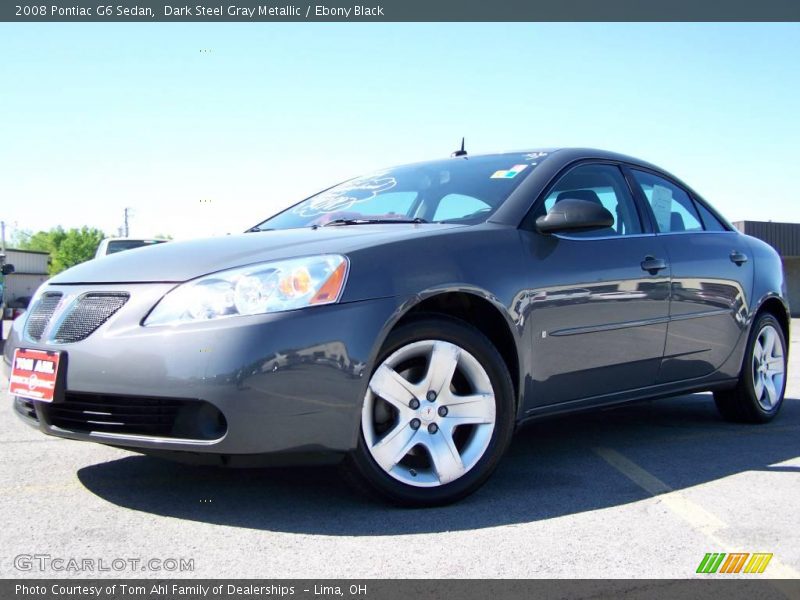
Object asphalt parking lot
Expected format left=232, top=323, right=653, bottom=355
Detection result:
left=1, top=322, right=798, bottom=579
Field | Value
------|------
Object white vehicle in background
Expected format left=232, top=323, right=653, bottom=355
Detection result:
left=95, top=238, right=168, bottom=258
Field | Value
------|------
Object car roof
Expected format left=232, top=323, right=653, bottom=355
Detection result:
left=469, top=147, right=666, bottom=170
left=392, top=147, right=676, bottom=181
left=487, top=147, right=693, bottom=192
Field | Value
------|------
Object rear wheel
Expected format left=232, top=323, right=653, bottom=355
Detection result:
left=714, top=313, right=787, bottom=423
left=346, top=316, right=515, bottom=506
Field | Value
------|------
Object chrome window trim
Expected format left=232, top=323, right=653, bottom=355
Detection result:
left=551, top=229, right=736, bottom=242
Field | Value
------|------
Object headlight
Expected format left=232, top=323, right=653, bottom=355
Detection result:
left=143, top=254, right=348, bottom=326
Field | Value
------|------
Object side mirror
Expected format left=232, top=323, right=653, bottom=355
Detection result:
left=535, top=198, right=614, bottom=234
left=1, top=264, right=14, bottom=275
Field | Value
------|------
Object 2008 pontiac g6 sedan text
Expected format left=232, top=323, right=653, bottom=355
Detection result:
left=4, top=148, right=789, bottom=505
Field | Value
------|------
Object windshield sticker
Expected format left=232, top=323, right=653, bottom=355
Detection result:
left=651, top=184, right=674, bottom=232
left=293, top=173, right=397, bottom=217
left=525, top=152, right=548, bottom=161
left=491, top=164, right=528, bottom=179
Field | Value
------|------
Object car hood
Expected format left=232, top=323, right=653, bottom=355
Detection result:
left=50, top=224, right=464, bottom=284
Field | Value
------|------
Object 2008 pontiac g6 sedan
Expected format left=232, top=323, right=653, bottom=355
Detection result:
left=4, top=148, right=790, bottom=506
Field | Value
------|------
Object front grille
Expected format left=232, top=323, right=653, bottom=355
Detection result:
left=42, top=393, right=227, bottom=440
left=25, top=293, right=63, bottom=341
left=13, top=397, right=39, bottom=421
left=52, top=293, right=129, bottom=343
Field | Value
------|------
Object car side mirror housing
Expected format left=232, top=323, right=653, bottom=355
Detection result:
left=535, top=198, right=615, bottom=234
left=1, top=264, right=14, bottom=275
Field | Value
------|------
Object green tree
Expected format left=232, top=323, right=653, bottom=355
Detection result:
left=16, top=226, right=105, bottom=275
left=15, top=227, right=67, bottom=256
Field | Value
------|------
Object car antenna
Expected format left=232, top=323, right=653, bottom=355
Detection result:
left=451, top=137, right=467, bottom=158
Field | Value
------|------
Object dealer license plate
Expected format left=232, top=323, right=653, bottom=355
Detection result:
left=9, top=348, right=63, bottom=403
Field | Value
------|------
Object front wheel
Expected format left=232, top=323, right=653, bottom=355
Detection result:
left=345, top=316, right=515, bottom=506
left=714, top=312, right=787, bottom=423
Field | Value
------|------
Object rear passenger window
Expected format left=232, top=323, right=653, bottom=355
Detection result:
left=696, top=202, right=728, bottom=231
left=631, top=170, right=703, bottom=233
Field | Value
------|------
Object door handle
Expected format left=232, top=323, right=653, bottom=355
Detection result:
left=730, top=250, right=748, bottom=265
left=641, top=256, right=667, bottom=275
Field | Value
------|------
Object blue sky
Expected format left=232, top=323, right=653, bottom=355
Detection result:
left=1, top=23, right=798, bottom=240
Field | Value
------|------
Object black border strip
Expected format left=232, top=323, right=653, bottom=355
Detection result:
left=3, top=1, right=800, bottom=22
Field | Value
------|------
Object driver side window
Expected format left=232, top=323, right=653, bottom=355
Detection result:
left=538, top=164, right=643, bottom=237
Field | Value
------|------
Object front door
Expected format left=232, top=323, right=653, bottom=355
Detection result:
left=521, top=163, right=670, bottom=409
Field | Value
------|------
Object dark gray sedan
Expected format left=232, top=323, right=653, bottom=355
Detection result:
left=4, top=148, right=789, bottom=506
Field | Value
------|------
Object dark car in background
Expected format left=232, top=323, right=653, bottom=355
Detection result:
left=4, top=148, right=789, bottom=505
left=6, top=296, right=32, bottom=320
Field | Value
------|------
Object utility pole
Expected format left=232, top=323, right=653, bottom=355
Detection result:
left=123, top=207, right=131, bottom=237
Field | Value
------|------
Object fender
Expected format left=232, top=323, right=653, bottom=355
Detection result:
left=718, top=234, right=792, bottom=379
left=365, top=284, right=527, bottom=419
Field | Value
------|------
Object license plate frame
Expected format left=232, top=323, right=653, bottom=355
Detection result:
left=9, top=348, right=65, bottom=403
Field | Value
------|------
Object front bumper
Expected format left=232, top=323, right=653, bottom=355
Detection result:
left=4, top=283, right=402, bottom=459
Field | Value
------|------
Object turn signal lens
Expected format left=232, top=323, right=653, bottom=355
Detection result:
left=311, top=260, right=347, bottom=304
left=279, top=267, right=312, bottom=297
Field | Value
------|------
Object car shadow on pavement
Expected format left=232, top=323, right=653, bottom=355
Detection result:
left=77, top=393, right=800, bottom=535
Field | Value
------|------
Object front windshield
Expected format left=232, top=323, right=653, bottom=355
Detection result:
left=253, top=152, right=549, bottom=231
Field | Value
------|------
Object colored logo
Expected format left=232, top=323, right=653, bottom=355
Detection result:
left=696, top=552, right=773, bottom=574
left=490, top=164, right=528, bottom=179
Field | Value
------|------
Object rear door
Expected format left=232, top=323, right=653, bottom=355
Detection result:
left=627, top=168, right=754, bottom=383
left=521, top=162, right=671, bottom=407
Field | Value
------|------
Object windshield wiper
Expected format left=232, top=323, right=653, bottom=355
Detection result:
left=320, top=217, right=428, bottom=227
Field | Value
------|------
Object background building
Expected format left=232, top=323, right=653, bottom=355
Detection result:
left=734, top=221, right=800, bottom=316
left=1, top=248, right=49, bottom=307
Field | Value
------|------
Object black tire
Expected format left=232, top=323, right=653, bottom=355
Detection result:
left=344, top=315, right=516, bottom=507
left=714, top=312, right=787, bottom=423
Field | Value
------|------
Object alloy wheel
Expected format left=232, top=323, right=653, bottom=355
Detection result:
left=751, top=324, right=785, bottom=411
left=362, top=340, right=496, bottom=487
